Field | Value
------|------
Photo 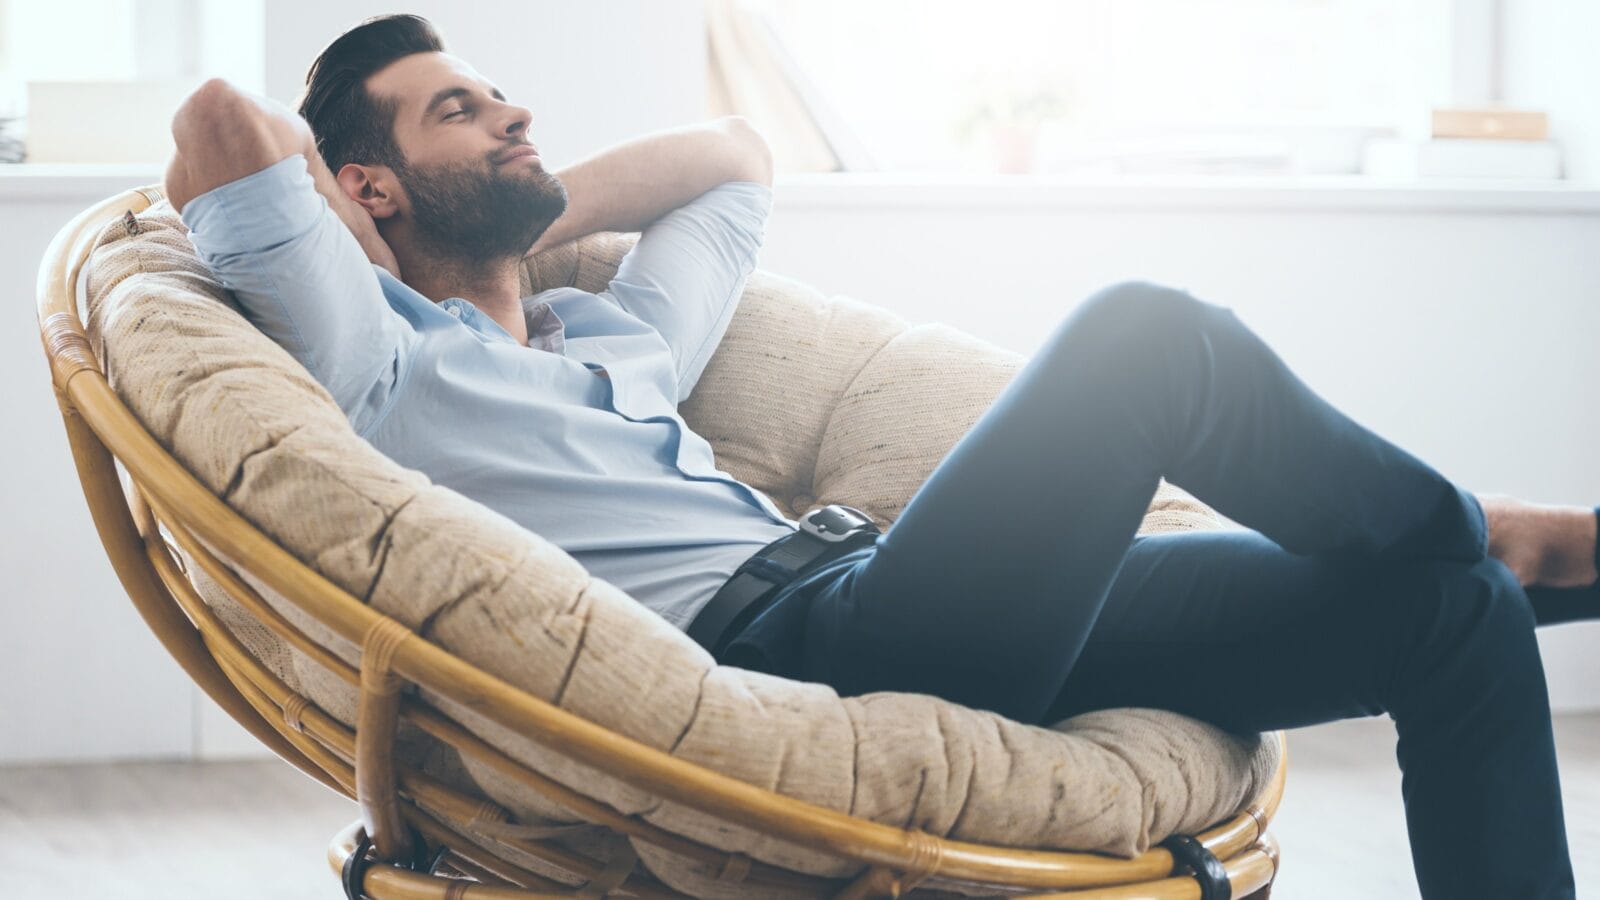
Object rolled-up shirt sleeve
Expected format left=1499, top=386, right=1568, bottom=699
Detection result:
left=600, top=180, right=771, bottom=400
left=179, top=153, right=406, bottom=431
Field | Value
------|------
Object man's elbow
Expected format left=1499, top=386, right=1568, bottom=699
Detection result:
left=176, top=77, right=244, bottom=119
left=171, top=78, right=252, bottom=149
left=720, top=115, right=774, bottom=186
left=165, top=78, right=311, bottom=212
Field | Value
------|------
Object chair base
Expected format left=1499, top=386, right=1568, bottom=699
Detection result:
left=329, top=819, right=1282, bottom=900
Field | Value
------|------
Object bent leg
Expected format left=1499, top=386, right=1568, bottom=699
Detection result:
left=800, top=280, right=1488, bottom=724
left=1044, top=528, right=1582, bottom=900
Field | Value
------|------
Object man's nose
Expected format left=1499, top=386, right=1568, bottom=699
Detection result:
left=501, top=105, right=534, bottom=138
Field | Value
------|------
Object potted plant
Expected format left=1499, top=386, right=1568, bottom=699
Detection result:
left=954, top=73, right=1073, bottom=174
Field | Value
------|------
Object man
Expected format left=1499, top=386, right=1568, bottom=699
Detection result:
left=163, top=14, right=1595, bottom=899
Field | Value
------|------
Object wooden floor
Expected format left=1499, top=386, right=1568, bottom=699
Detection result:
left=2, top=714, right=1596, bottom=898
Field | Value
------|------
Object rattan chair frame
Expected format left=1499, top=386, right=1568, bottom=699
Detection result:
left=38, top=184, right=1286, bottom=899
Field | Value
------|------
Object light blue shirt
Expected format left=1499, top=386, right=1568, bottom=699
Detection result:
left=180, top=153, right=799, bottom=629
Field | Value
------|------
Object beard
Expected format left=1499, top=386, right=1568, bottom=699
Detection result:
left=392, top=150, right=568, bottom=265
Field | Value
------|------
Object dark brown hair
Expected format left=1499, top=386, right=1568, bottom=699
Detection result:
left=297, top=14, right=444, bottom=173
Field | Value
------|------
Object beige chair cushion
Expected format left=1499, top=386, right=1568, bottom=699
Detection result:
left=84, top=200, right=1276, bottom=897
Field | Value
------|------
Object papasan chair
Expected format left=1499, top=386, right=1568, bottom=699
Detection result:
left=37, top=183, right=1286, bottom=899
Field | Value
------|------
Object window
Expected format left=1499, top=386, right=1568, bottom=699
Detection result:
left=735, top=0, right=1471, bottom=175
left=0, top=0, right=263, bottom=164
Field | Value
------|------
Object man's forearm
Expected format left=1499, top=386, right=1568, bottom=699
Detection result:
left=527, top=116, right=773, bottom=257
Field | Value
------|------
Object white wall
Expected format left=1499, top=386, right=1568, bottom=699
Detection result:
left=3, top=178, right=199, bottom=764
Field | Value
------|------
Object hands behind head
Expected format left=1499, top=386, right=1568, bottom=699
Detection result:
left=350, top=203, right=402, bottom=280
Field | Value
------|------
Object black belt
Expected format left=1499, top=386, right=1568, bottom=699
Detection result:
left=687, top=504, right=881, bottom=657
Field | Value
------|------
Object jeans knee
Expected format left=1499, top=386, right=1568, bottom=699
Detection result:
left=1053, top=280, right=1208, bottom=361
left=1081, top=279, right=1199, bottom=324
left=1458, top=557, right=1537, bottom=634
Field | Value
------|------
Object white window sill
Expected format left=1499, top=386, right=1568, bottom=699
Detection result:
left=0, top=164, right=166, bottom=202
left=773, top=172, right=1600, bottom=214
left=8, top=164, right=1600, bottom=214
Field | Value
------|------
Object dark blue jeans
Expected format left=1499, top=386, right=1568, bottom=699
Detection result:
left=720, top=280, right=1596, bottom=900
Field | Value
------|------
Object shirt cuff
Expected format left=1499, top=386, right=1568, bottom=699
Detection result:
left=710, top=179, right=773, bottom=213
left=179, top=153, right=323, bottom=258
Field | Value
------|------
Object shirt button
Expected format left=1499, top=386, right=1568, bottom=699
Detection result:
left=447, top=306, right=462, bottom=317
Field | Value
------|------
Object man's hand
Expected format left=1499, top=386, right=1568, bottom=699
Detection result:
left=524, top=116, right=774, bottom=258
left=322, top=173, right=402, bottom=280
left=165, top=78, right=401, bottom=279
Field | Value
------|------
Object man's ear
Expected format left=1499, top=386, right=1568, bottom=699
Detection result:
left=335, top=162, right=401, bottom=220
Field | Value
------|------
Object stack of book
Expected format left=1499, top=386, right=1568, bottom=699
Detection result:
left=1362, top=108, right=1562, bottom=179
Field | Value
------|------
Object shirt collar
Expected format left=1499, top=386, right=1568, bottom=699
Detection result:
left=437, top=295, right=565, bottom=354
left=522, top=294, right=567, bottom=354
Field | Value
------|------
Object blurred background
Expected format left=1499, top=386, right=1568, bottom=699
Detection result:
left=0, top=0, right=1592, bottom=178
left=713, top=0, right=1531, bottom=178
left=2, top=2, right=1597, bottom=896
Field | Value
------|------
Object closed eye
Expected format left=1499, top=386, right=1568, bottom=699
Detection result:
left=444, top=109, right=467, bottom=120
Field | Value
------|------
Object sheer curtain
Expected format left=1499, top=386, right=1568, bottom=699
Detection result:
left=704, top=0, right=849, bottom=173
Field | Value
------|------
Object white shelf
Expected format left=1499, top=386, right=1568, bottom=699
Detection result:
left=0, top=164, right=163, bottom=202
left=9, top=164, right=1600, bottom=214
left=773, top=172, right=1600, bottom=215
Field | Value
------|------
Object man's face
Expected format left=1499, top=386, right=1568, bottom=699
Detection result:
left=367, top=51, right=567, bottom=263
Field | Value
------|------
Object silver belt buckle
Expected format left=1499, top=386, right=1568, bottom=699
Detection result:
left=798, top=504, right=877, bottom=543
